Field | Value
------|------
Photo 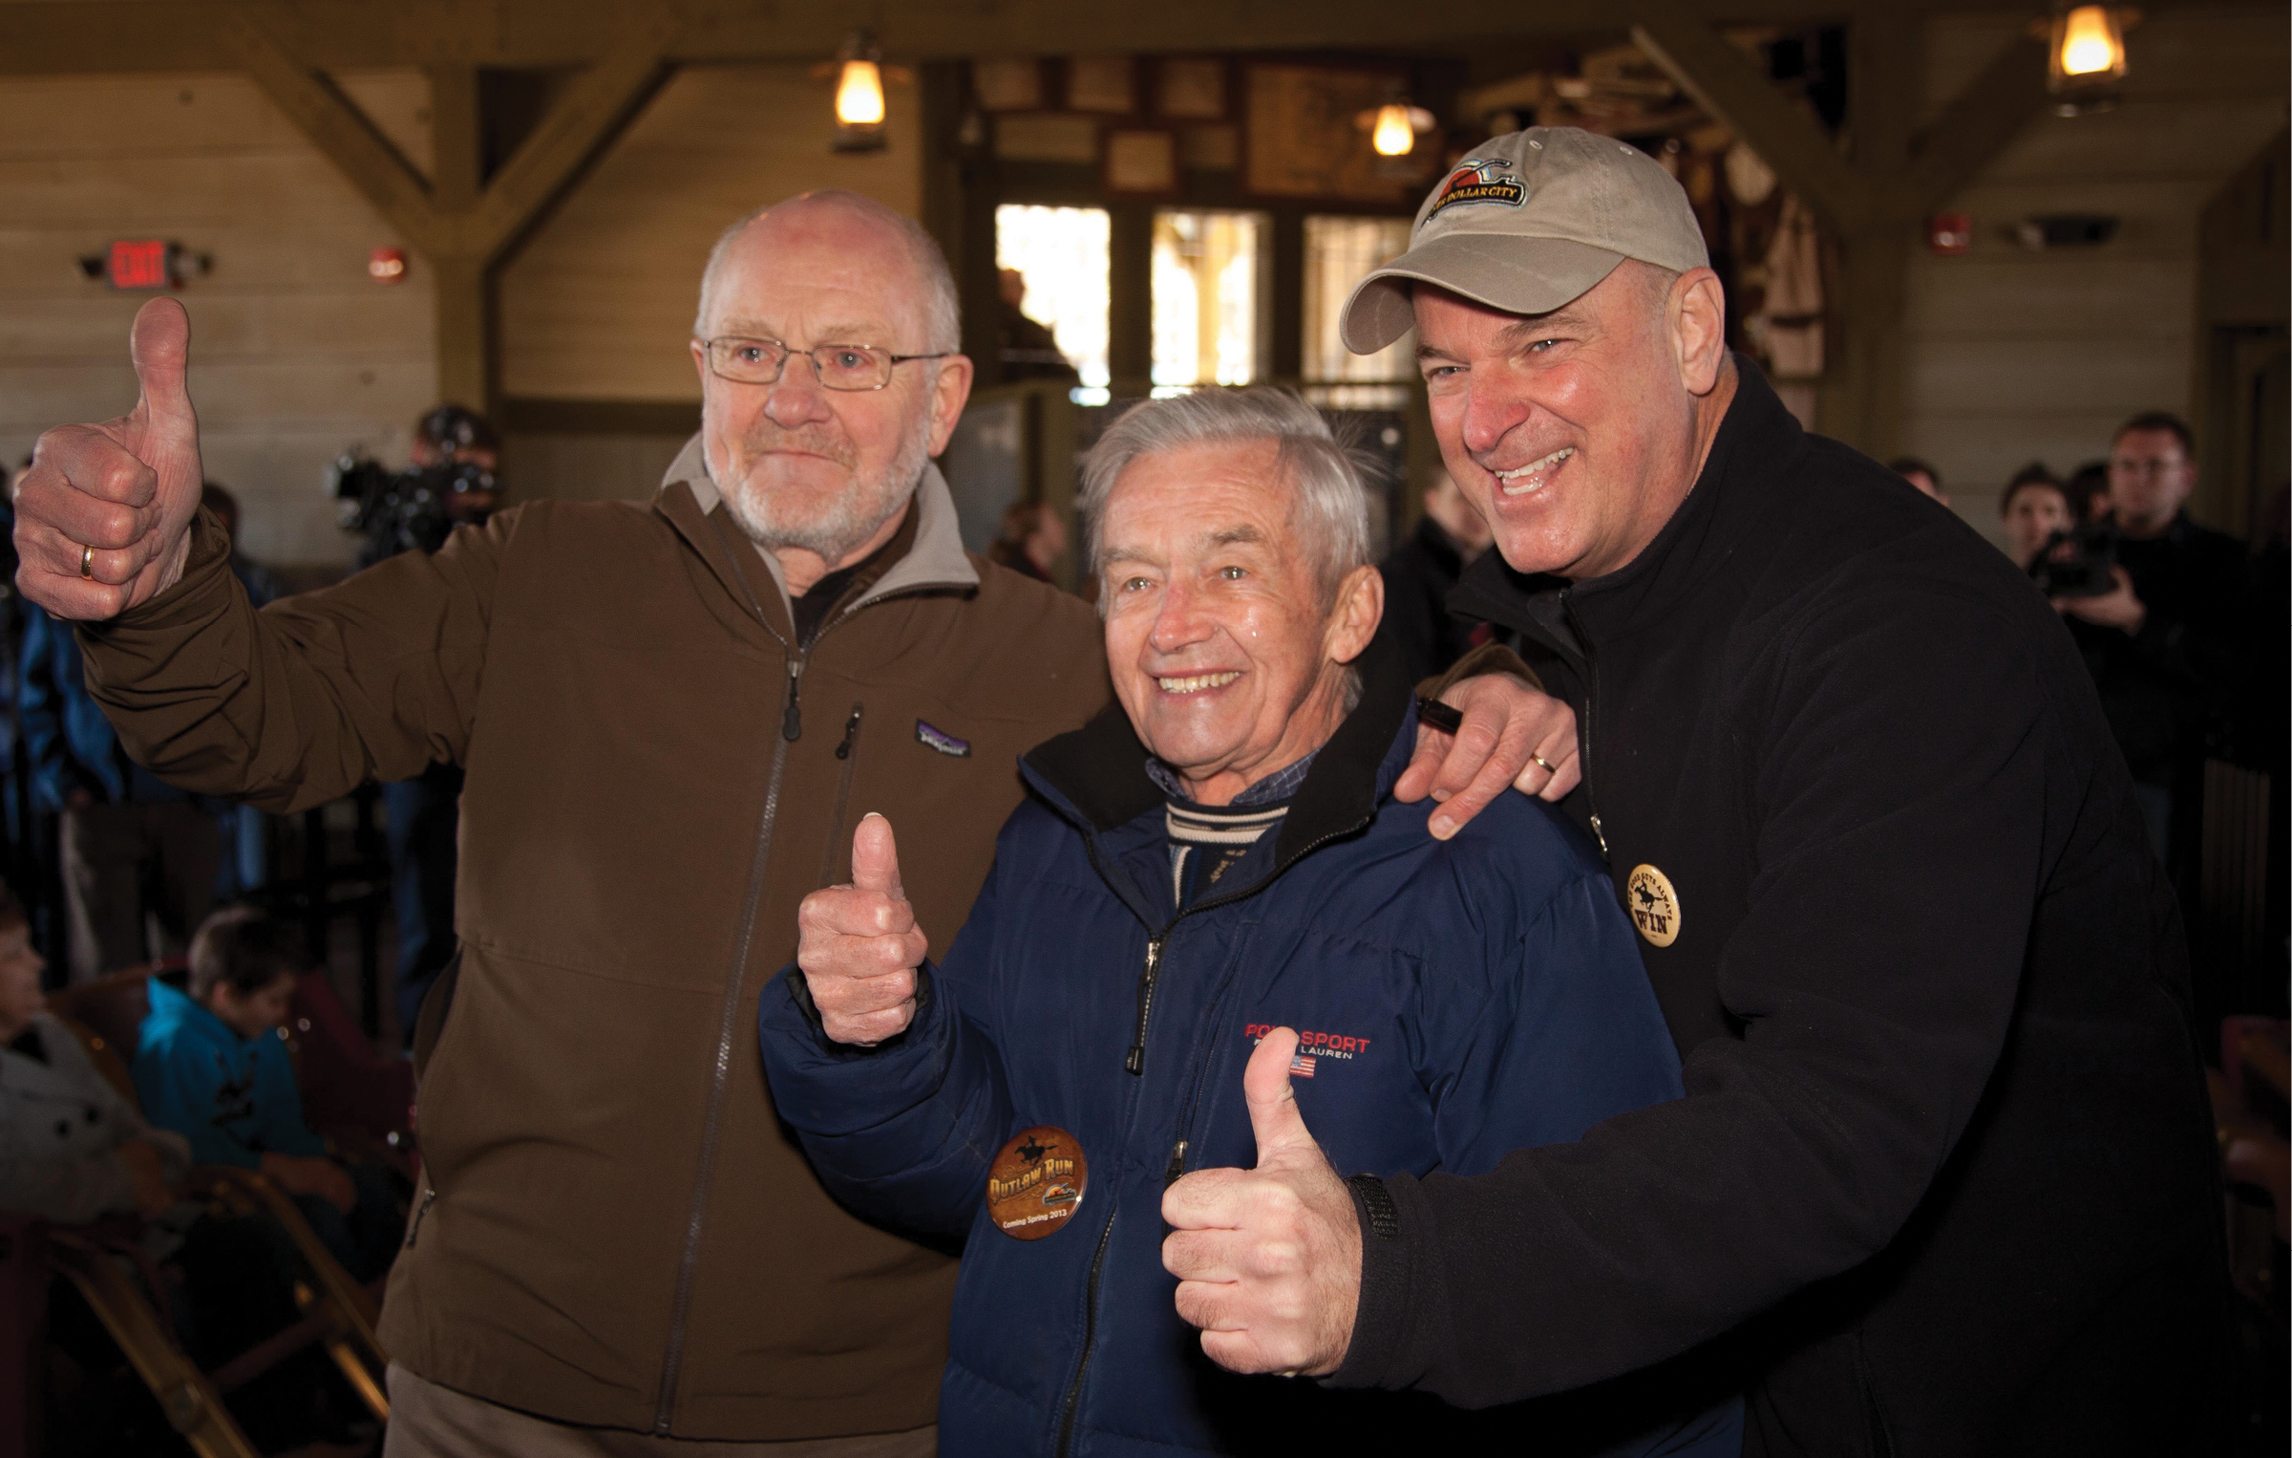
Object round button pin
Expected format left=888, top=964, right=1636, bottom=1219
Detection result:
left=987, top=1125, right=1088, bottom=1241
left=1626, top=864, right=1682, bottom=948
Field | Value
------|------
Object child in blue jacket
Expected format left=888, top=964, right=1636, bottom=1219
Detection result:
left=134, top=905, right=402, bottom=1281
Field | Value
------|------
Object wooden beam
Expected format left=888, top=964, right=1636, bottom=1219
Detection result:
left=1895, top=32, right=2053, bottom=219
left=10, top=0, right=2250, bottom=76
left=1629, top=0, right=1875, bottom=235
left=229, top=11, right=445, bottom=253
left=428, top=64, right=481, bottom=211
left=430, top=253, right=494, bottom=413
left=457, top=19, right=676, bottom=265
left=1849, top=0, right=1917, bottom=178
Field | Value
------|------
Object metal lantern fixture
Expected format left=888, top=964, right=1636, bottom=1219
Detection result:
left=834, top=30, right=888, bottom=151
left=2047, top=4, right=2131, bottom=117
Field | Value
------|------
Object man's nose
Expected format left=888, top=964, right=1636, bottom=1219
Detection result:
left=1148, top=581, right=1213, bottom=654
left=764, top=355, right=834, bottom=429
left=1458, top=378, right=1531, bottom=458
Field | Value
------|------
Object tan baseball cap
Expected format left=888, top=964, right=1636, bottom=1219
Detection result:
left=1339, top=127, right=1711, bottom=354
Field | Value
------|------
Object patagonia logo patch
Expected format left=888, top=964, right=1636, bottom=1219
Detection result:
left=1427, top=157, right=1526, bottom=217
left=915, top=720, right=971, bottom=758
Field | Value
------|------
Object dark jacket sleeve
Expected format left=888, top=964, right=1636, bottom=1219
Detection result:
left=1335, top=586, right=2049, bottom=1405
left=757, top=850, right=1017, bottom=1241
left=74, top=507, right=501, bottom=814
left=1425, top=862, right=1683, bottom=1175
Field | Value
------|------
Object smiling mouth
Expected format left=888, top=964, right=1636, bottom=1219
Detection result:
left=1492, top=446, right=1575, bottom=497
left=1158, top=671, right=1241, bottom=694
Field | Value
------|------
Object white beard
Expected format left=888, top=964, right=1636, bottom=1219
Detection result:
left=710, top=405, right=936, bottom=564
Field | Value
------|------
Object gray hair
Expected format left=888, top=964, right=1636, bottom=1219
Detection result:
left=1078, top=388, right=1374, bottom=605
left=693, top=190, right=960, bottom=353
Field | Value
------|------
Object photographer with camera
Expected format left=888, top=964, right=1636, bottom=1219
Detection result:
left=2055, top=414, right=2248, bottom=898
left=340, top=404, right=501, bottom=1040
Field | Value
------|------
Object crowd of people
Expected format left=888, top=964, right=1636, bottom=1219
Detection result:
left=0, top=123, right=2277, bottom=1458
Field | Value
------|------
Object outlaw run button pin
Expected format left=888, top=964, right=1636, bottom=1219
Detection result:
left=987, top=1125, right=1088, bottom=1240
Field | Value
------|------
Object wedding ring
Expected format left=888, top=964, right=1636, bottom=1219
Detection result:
left=79, top=542, right=95, bottom=579
left=1528, top=752, right=1557, bottom=774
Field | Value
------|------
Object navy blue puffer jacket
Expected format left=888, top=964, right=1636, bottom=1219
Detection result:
left=761, top=660, right=1740, bottom=1458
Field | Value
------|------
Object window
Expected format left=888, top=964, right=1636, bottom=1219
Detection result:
left=1302, top=215, right=1414, bottom=408
left=995, top=205, right=1111, bottom=398
left=1150, top=210, right=1269, bottom=392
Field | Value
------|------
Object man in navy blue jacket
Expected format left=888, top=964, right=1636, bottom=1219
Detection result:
left=761, top=389, right=1738, bottom=1458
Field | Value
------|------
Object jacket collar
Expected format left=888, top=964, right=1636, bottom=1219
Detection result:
left=654, top=433, right=981, bottom=631
left=1021, top=631, right=1418, bottom=868
left=1448, top=354, right=1806, bottom=661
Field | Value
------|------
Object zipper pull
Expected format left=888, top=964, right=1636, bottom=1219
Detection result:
left=834, top=704, right=863, bottom=760
left=1164, top=1139, right=1188, bottom=1186
left=1590, top=814, right=1609, bottom=857
left=781, top=657, right=804, bottom=741
left=404, top=1185, right=437, bottom=1247
left=1124, top=937, right=1165, bottom=1075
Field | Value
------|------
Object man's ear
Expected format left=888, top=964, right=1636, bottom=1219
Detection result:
left=1325, top=564, right=1385, bottom=667
left=1670, top=268, right=1729, bottom=397
left=924, top=355, right=977, bottom=457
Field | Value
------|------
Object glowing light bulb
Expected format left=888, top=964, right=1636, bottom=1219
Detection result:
left=2059, top=7, right=2122, bottom=75
left=836, top=58, right=886, bottom=126
left=1372, top=103, right=1416, bottom=158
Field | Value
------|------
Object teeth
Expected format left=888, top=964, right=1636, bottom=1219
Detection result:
left=1494, top=447, right=1574, bottom=496
left=1158, top=672, right=1241, bottom=694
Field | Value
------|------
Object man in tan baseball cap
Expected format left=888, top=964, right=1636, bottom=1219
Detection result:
left=1160, top=126, right=2229, bottom=1458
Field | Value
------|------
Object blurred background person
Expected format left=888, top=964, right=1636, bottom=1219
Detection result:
left=1888, top=454, right=1948, bottom=506
left=18, top=587, right=222, bottom=982
left=1999, top=462, right=2075, bottom=569
left=984, top=499, right=1068, bottom=583
left=353, top=404, right=502, bottom=1043
left=201, top=481, right=281, bottom=901
left=1379, top=468, right=1496, bottom=683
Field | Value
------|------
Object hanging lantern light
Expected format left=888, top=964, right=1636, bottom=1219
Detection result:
left=2047, top=5, right=2131, bottom=117
left=834, top=30, right=888, bottom=151
left=1371, top=103, right=1417, bottom=158
left=1356, top=92, right=1436, bottom=168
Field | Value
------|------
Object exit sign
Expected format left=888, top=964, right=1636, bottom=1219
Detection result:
left=107, top=239, right=173, bottom=290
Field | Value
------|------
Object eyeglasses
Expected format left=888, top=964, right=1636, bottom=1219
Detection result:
left=697, top=335, right=952, bottom=391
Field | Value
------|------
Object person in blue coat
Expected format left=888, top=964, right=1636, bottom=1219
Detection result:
left=134, top=905, right=401, bottom=1281
left=761, top=389, right=1738, bottom=1458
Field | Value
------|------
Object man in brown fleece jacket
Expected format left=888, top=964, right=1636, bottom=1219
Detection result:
left=13, top=190, right=1571, bottom=1456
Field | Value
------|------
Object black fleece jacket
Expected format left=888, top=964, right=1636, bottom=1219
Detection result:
left=1330, top=360, right=2230, bottom=1458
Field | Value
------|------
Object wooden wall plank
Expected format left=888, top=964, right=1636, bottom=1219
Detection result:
left=497, top=64, right=924, bottom=402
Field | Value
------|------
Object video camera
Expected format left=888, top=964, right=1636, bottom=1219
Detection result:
left=2030, top=522, right=2118, bottom=600
left=329, top=453, right=498, bottom=564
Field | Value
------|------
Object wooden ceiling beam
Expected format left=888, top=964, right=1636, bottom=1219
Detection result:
left=227, top=10, right=447, bottom=253
left=4, top=0, right=2240, bottom=76
left=1629, top=0, right=1875, bottom=233
left=459, top=21, right=676, bottom=265
left=1894, top=31, right=2053, bottom=219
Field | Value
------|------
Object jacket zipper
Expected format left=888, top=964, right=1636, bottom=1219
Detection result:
left=403, top=1183, right=437, bottom=1247
left=1123, top=937, right=1164, bottom=1074
left=1048, top=808, right=1371, bottom=1455
left=1560, top=591, right=1609, bottom=857
left=1053, top=1212, right=1118, bottom=1458
left=653, top=703, right=795, bottom=1433
left=816, top=703, right=867, bottom=888
left=649, top=580, right=939, bottom=1434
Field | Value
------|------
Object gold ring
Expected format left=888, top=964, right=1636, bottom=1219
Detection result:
left=79, top=542, right=95, bottom=579
left=1528, top=752, right=1557, bottom=774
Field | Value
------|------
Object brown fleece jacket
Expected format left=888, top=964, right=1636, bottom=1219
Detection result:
left=78, top=458, right=1110, bottom=1439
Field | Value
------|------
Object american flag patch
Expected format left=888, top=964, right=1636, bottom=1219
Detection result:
left=1289, top=1054, right=1317, bottom=1079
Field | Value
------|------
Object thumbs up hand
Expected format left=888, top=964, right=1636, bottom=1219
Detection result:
left=796, top=813, right=929, bottom=1045
left=13, top=298, right=207, bottom=620
left=1161, top=1027, right=1362, bottom=1377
